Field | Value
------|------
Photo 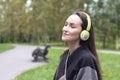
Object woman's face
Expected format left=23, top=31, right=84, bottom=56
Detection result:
left=62, top=14, right=83, bottom=42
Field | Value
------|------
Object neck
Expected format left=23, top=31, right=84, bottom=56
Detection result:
left=67, top=40, right=80, bottom=55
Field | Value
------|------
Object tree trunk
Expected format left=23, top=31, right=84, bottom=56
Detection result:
left=116, top=34, right=119, bottom=50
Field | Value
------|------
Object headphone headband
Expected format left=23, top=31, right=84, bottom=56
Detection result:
left=82, top=12, right=91, bottom=31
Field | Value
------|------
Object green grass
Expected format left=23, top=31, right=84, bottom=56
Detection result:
left=99, top=53, right=120, bottom=80
left=14, top=49, right=120, bottom=80
left=0, top=44, right=15, bottom=53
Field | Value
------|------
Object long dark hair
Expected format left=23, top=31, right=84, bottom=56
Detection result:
left=74, top=11, right=102, bottom=79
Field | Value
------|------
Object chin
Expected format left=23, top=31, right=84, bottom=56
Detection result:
left=62, top=38, right=67, bottom=41
left=62, top=38, right=70, bottom=42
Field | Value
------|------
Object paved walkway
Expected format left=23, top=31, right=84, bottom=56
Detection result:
left=98, top=49, right=120, bottom=54
left=0, top=44, right=46, bottom=80
left=52, top=46, right=120, bottom=54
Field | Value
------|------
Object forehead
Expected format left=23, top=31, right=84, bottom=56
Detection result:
left=66, top=14, right=82, bottom=25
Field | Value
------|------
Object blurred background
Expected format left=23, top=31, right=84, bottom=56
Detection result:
left=0, top=0, right=120, bottom=50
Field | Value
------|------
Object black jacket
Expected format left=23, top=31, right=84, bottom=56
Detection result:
left=54, top=46, right=101, bottom=80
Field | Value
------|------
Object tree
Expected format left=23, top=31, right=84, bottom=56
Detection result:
left=90, top=0, right=120, bottom=49
left=0, top=0, right=92, bottom=44
left=106, top=0, right=120, bottom=49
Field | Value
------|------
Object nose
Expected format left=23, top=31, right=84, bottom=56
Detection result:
left=62, top=26, right=69, bottom=32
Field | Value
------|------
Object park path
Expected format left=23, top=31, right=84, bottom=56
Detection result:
left=98, top=49, right=120, bottom=54
left=0, top=44, right=46, bottom=80
left=53, top=46, right=120, bottom=54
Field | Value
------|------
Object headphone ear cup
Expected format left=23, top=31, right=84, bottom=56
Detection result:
left=80, top=30, right=90, bottom=41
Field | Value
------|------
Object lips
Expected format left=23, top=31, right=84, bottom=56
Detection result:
left=62, top=32, right=69, bottom=36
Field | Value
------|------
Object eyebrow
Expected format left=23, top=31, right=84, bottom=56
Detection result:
left=70, top=23, right=75, bottom=26
left=65, top=21, right=76, bottom=25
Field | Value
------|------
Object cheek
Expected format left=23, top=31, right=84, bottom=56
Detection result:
left=72, top=32, right=80, bottom=38
left=70, top=30, right=81, bottom=39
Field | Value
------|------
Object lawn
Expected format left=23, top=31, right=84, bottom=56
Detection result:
left=0, top=44, right=15, bottom=53
left=14, top=49, right=120, bottom=80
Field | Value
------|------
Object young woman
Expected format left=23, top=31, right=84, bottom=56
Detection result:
left=54, top=11, right=102, bottom=80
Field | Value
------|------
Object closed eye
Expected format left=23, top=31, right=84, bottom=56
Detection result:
left=70, top=25, right=76, bottom=28
left=64, top=22, right=77, bottom=28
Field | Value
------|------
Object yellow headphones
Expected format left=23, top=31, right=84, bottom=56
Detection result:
left=80, top=12, right=91, bottom=41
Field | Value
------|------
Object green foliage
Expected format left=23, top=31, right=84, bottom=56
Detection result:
left=91, top=0, right=120, bottom=49
left=0, top=44, right=15, bottom=53
left=0, top=0, right=85, bottom=43
left=14, top=49, right=120, bottom=80
left=0, top=0, right=120, bottom=49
